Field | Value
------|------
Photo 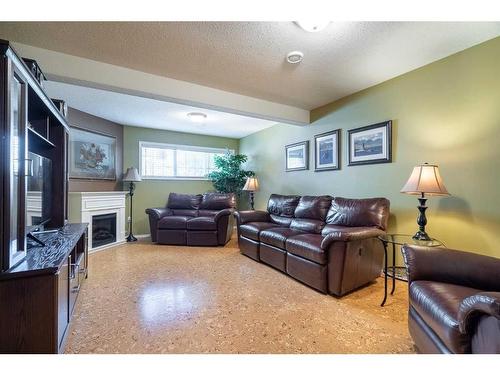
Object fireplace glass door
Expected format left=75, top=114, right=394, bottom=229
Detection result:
left=92, top=213, right=117, bottom=248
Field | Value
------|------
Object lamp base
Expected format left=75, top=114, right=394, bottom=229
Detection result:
left=413, top=194, right=432, bottom=242
left=126, top=233, right=138, bottom=242
left=412, top=230, right=431, bottom=242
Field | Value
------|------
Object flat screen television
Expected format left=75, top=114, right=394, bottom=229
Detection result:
left=26, top=151, right=52, bottom=232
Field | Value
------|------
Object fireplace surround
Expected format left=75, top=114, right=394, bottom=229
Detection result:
left=69, top=191, right=127, bottom=252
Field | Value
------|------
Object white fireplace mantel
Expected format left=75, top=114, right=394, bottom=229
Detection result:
left=69, top=191, right=128, bottom=252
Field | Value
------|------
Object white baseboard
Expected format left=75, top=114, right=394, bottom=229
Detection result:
left=89, top=239, right=126, bottom=254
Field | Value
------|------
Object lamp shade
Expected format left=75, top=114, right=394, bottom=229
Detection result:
left=400, top=163, right=449, bottom=196
left=243, top=176, right=259, bottom=192
left=123, top=167, right=142, bottom=182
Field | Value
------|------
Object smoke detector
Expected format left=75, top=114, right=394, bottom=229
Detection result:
left=286, top=51, right=304, bottom=64
left=295, top=21, right=329, bottom=33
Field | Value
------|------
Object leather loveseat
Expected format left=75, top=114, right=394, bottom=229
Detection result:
left=402, top=245, right=500, bottom=354
left=146, top=192, right=235, bottom=246
left=235, top=194, right=390, bottom=296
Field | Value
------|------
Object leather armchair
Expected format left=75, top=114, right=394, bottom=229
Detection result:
left=402, top=245, right=500, bottom=354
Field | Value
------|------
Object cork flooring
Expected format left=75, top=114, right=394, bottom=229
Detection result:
left=64, top=237, right=416, bottom=354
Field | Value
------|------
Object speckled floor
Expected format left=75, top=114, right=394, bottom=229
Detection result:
left=64, top=237, right=416, bottom=354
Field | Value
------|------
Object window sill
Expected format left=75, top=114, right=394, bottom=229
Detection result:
left=140, top=176, right=211, bottom=181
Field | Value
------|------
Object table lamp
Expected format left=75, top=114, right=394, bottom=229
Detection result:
left=400, top=163, right=449, bottom=241
left=242, top=176, right=259, bottom=210
left=123, top=167, right=142, bottom=242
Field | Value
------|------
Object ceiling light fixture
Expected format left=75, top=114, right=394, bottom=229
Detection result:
left=286, top=51, right=304, bottom=64
left=187, top=112, right=207, bottom=123
left=295, top=21, right=329, bottom=33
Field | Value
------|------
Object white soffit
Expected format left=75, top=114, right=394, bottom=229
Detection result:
left=44, top=81, right=280, bottom=139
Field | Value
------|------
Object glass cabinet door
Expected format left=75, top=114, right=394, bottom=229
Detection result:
left=8, top=72, right=27, bottom=268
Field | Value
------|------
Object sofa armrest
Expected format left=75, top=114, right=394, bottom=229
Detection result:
left=321, top=227, right=385, bottom=250
left=458, top=292, right=500, bottom=334
left=234, top=210, right=270, bottom=225
left=214, top=208, right=234, bottom=221
left=401, top=246, right=500, bottom=290
left=145, top=207, right=171, bottom=220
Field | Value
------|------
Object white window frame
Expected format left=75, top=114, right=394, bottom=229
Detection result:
left=139, top=141, right=234, bottom=181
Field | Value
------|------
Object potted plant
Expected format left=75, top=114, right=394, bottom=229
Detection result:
left=207, top=152, right=254, bottom=205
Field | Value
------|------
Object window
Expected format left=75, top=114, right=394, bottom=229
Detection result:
left=139, top=142, right=232, bottom=180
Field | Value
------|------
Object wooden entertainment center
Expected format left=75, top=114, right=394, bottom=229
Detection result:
left=0, top=40, right=88, bottom=353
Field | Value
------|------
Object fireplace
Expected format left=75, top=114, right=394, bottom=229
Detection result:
left=69, top=191, right=127, bottom=252
left=92, top=213, right=117, bottom=249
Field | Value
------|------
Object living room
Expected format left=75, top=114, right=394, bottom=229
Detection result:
left=1, top=1, right=499, bottom=373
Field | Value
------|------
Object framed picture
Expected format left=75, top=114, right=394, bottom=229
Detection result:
left=285, top=141, right=309, bottom=172
left=69, top=127, right=117, bottom=180
left=348, top=121, right=392, bottom=166
left=314, top=129, right=340, bottom=171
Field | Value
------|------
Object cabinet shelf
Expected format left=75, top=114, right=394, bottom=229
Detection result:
left=28, top=126, right=55, bottom=149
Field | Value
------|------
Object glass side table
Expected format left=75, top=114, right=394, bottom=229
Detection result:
left=377, top=234, right=444, bottom=307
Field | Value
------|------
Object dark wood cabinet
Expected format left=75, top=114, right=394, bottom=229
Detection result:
left=0, top=224, right=88, bottom=353
left=0, top=39, right=69, bottom=272
left=0, top=40, right=86, bottom=354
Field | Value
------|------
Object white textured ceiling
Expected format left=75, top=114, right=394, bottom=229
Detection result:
left=44, top=81, right=278, bottom=138
left=0, top=22, right=499, bottom=109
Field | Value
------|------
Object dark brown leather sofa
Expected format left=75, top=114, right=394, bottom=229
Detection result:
left=146, top=192, right=235, bottom=246
left=235, top=194, right=390, bottom=296
left=402, top=245, right=500, bottom=354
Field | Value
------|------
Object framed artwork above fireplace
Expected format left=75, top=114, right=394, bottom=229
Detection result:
left=69, top=127, right=117, bottom=180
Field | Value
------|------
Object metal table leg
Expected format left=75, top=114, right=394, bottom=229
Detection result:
left=381, top=241, right=388, bottom=307
left=391, top=242, right=396, bottom=295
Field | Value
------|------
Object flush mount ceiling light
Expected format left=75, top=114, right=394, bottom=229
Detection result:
left=187, top=112, right=207, bottom=123
left=286, top=51, right=304, bottom=64
left=295, top=21, right=330, bottom=33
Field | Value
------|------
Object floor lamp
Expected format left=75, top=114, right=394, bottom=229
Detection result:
left=123, top=167, right=142, bottom=242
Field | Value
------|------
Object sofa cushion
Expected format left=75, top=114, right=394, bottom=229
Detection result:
left=198, top=209, right=218, bottom=217
left=325, top=197, right=390, bottom=230
left=260, top=227, right=305, bottom=248
left=167, top=193, right=203, bottom=210
left=294, top=195, right=332, bottom=220
left=239, top=222, right=280, bottom=241
left=285, top=234, right=327, bottom=265
left=158, top=216, right=191, bottom=229
left=171, top=209, right=198, bottom=217
left=199, top=192, right=235, bottom=210
left=290, top=218, right=325, bottom=234
left=267, top=194, right=300, bottom=226
left=410, top=280, right=480, bottom=353
left=186, top=216, right=217, bottom=231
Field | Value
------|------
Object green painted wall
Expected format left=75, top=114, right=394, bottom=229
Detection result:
left=240, top=37, right=500, bottom=261
left=123, top=126, right=239, bottom=234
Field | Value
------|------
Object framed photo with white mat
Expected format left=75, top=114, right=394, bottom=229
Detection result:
left=314, top=129, right=340, bottom=171
left=285, top=141, right=309, bottom=172
left=348, top=121, right=392, bottom=166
